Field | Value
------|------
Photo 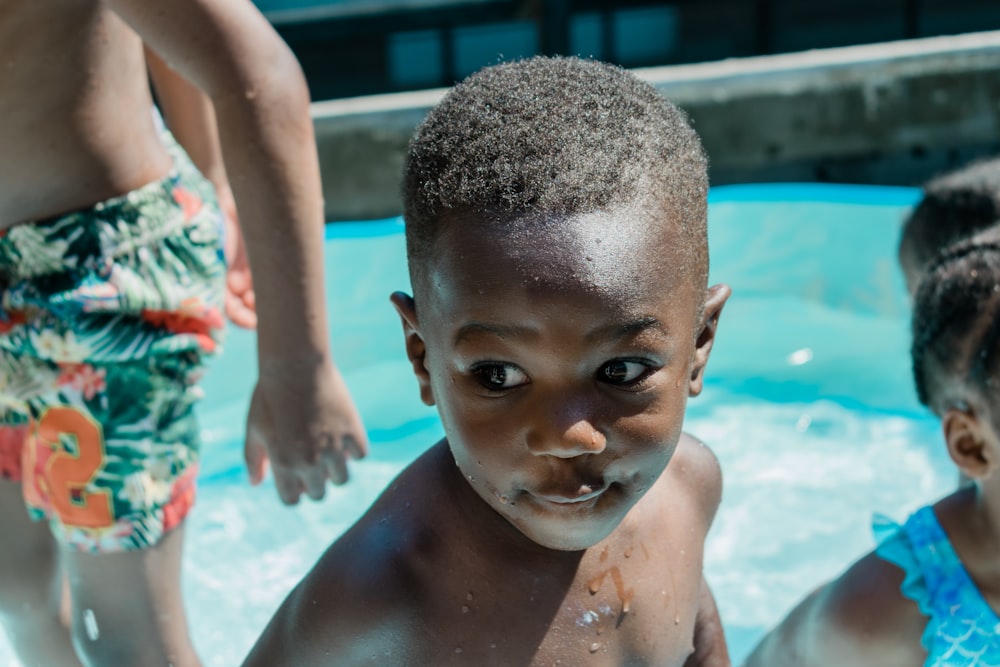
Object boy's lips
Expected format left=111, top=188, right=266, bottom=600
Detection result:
left=532, top=484, right=606, bottom=504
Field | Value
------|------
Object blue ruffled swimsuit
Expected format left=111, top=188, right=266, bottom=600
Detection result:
left=874, top=506, right=1000, bottom=667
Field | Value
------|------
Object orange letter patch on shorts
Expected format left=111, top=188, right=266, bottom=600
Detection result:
left=23, top=407, right=114, bottom=529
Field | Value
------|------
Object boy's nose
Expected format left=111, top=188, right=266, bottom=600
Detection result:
left=525, top=402, right=607, bottom=458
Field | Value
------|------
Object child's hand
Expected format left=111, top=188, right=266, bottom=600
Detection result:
left=217, top=184, right=257, bottom=330
left=243, top=362, right=369, bottom=503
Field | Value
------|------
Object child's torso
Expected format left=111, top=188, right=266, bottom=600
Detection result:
left=395, top=480, right=709, bottom=666
left=0, top=0, right=170, bottom=227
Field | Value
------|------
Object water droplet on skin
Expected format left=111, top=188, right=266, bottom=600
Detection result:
left=83, top=609, right=99, bottom=641
left=498, top=494, right=509, bottom=505
left=455, top=647, right=463, bottom=654
left=467, top=474, right=475, bottom=482
left=490, top=643, right=497, bottom=649
left=461, top=605, right=470, bottom=614
left=466, top=592, right=474, bottom=601
left=624, top=546, right=633, bottom=558
left=590, top=642, right=602, bottom=653
left=674, top=615, right=680, bottom=625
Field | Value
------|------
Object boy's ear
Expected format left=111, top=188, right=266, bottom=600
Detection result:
left=689, top=283, right=731, bottom=397
left=390, top=291, right=435, bottom=406
left=942, top=406, right=998, bottom=480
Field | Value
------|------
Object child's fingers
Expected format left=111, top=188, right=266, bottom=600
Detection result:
left=343, top=433, right=368, bottom=461
left=227, top=266, right=252, bottom=292
left=272, top=468, right=303, bottom=505
left=323, top=449, right=349, bottom=486
left=301, top=467, right=327, bottom=501
left=244, top=438, right=268, bottom=486
left=225, top=291, right=258, bottom=329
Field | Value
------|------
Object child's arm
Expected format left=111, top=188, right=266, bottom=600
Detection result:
left=673, top=434, right=731, bottom=666
left=110, top=0, right=368, bottom=501
left=684, top=577, right=731, bottom=667
left=742, top=552, right=926, bottom=667
left=144, top=47, right=256, bottom=330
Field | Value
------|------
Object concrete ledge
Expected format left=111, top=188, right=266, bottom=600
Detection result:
left=312, top=30, right=1000, bottom=221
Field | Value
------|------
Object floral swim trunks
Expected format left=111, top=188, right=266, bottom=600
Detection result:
left=0, top=163, right=226, bottom=552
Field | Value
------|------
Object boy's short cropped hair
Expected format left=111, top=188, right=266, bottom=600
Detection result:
left=402, top=56, right=709, bottom=294
left=900, top=157, right=1000, bottom=285
left=911, top=239, right=1000, bottom=413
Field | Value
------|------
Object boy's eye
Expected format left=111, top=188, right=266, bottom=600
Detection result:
left=471, top=363, right=529, bottom=390
left=598, top=360, right=650, bottom=385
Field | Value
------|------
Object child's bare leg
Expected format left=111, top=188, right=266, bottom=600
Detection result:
left=64, top=524, right=200, bottom=667
left=0, top=480, right=83, bottom=666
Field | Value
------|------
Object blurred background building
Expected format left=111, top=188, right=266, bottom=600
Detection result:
left=249, top=1, right=1000, bottom=220
left=255, top=0, right=1000, bottom=99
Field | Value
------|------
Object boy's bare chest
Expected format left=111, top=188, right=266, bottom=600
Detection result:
left=410, top=539, right=704, bottom=666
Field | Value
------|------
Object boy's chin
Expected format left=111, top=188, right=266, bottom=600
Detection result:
left=505, top=510, right=622, bottom=552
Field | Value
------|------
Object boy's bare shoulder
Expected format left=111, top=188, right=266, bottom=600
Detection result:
left=663, top=431, right=723, bottom=526
left=244, top=535, right=420, bottom=665
left=243, top=445, right=453, bottom=666
left=744, top=551, right=927, bottom=667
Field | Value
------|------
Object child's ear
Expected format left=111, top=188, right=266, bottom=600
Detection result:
left=942, top=406, right=998, bottom=480
left=689, top=283, right=731, bottom=397
left=390, top=291, right=435, bottom=406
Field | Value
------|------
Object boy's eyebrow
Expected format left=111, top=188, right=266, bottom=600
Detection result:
left=453, top=317, right=666, bottom=345
left=585, top=317, right=666, bottom=342
left=453, top=322, right=536, bottom=344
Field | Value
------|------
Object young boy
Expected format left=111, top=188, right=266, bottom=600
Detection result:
left=743, top=240, right=1000, bottom=666
left=0, top=1, right=367, bottom=665
left=244, top=56, right=732, bottom=666
left=898, top=156, right=1000, bottom=294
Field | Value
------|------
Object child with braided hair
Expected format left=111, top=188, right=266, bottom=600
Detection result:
left=898, top=157, right=1000, bottom=294
left=744, top=239, right=1000, bottom=666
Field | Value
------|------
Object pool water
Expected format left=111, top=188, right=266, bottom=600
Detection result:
left=0, top=184, right=956, bottom=666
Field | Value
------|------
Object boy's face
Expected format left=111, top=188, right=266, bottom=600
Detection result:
left=394, top=206, right=727, bottom=551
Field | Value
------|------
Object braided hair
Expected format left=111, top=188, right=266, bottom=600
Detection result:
left=911, top=239, right=1000, bottom=413
left=899, top=157, right=1000, bottom=289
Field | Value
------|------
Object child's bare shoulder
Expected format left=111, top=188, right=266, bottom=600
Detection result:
left=662, top=431, right=724, bottom=526
left=815, top=551, right=926, bottom=663
left=242, top=556, right=411, bottom=665
left=243, top=447, right=453, bottom=665
left=745, top=551, right=926, bottom=667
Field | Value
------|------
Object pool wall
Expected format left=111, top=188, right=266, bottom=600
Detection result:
left=310, top=30, right=1000, bottom=221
